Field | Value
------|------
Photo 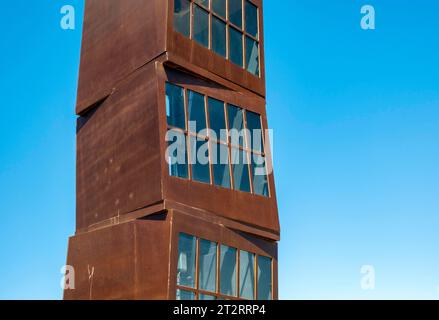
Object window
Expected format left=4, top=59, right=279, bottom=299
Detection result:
left=188, top=90, right=207, bottom=134
left=231, top=147, right=251, bottom=193
left=174, top=0, right=191, bottom=37
left=177, top=234, right=197, bottom=288
left=177, top=289, right=196, bottom=300
left=212, top=16, right=227, bottom=58
left=251, top=154, right=269, bottom=197
left=199, top=239, right=217, bottom=292
left=220, top=245, right=237, bottom=296
left=176, top=233, right=273, bottom=300
left=167, top=130, right=189, bottom=179
left=227, top=104, right=245, bottom=147
left=228, top=0, right=242, bottom=28
left=208, top=97, right=227, bottom=142
left=165, top=82, right=269, bottom=197
left=245, top=111, right=263, bottom=152
left=173, top=0, right=260, bottom=77
left=229, top=27, right=243, bottom=67
left=245, top=36, right=259, bottom=76
left=166, top=83, right=186, bottom=130
left=212, top=0, right=226, bottom=18
left=195, top=0, right=209, bottom=7
left=245, top=0, right=258, bottom=38
left=211, top=142, right=231, bottom=188
left=189, top=136, right=211, bottom=184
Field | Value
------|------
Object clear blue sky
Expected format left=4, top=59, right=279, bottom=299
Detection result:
left=0, top=0, right=438, bottom=300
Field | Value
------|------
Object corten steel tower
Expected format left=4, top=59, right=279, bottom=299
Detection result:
left=65, top=0, right=280, bottom=300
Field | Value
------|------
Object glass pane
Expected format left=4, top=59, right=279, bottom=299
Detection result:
left=208, top=98, right=227, bottom=142
left=229, top=27, right=243, bottom=67
left=245, top=1, right=258, bottom=38
left=246, top=111, right=263, bottom=152
left=231, top=148, right=251, bottom=193
left=257, top=256, right=272, bottom=300
left=251, top=154, right=269, bottom=197
left=195, top=0, right=209, bottom=8
left=212, top=0, right=226, bottom=18
left=245, top=36, right=259, bottom=76
left=193, top=5, right=209, bottom=48
left=176, top=289, right=196, bottom=300
left=239, top=250, right=255, bottom=299
left=166, top=83, right=186, bottom=129
left=188, top=90, right=207, bottom=134
left=189, top=136, right=211, bottom=184
left=220, top=245, right=237, bottom=296
left=199, top=239, right=217, bottom=292
left=229, top=0, right=242, bottom=28
left=199, top=294, right=217, bottom=300
left=177, top=234, right=196, bottom=288
left=211, top=143, right=231, bottom=189
left=174, top=0, right=191, bottom=37
left=227, top=104, right=245, bottom=147
left=212, top=16, right=227, bottom=58
left=167, top=130, right=188, bottom=179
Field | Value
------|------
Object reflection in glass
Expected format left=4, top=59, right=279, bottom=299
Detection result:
left=212, top=0, right=226, bottom=18
left=177, top=234, right=196, bottom=288
left=166, top=83, right=186, bottom=129
left=231, top=148, right=251, bottom=193
left=211, top=143, right=231, bottom=189
left=228, top=0, right=242, bottom=28
left=239, top=250, right=255, bottom=299
left=220, top=245, right=237, bottom=296
left=229, top=27, right=243, bottom=67
left=167, top=130, right=188, bottom=179
left=245, top=111, right=263, bottom=152
left=245, top=1, right=258, bottom=38
left=227, top=105, right=245, bottom=147
left=176, top=289, right=196, bottom=300
left=195, top=0, right=209, bottom=8
left=257, top=256, right=272, bottom=300
left=188, top=90, right=207, bottom=134
left=199, top=239, right=217, bottom=292
left=208, top=98, right=227, bottom=141
left=245, top=37, right=259, bottom=76
left=193, top=5, right=209, bottom=48
left=174, top=0, right=191, bottom=37
left=251, top=154, right=269, bottom=197
left=189, top=136, right=211, bottom=184
left=199, top=294, right=217, bottom=300
left=212, top=16, right=227, bottom=58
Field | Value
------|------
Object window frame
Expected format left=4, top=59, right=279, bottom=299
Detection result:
left=165, top=81, right=271, bottom=198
